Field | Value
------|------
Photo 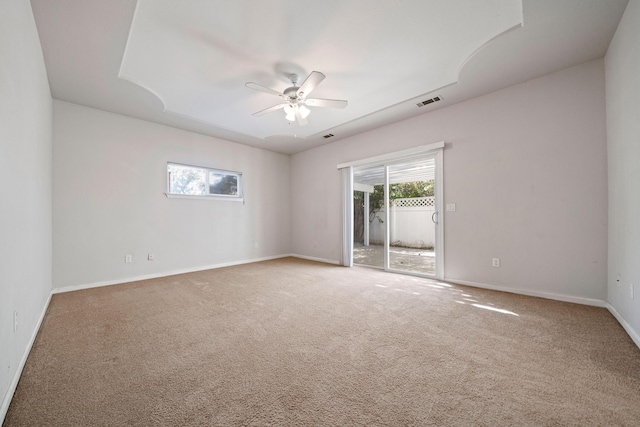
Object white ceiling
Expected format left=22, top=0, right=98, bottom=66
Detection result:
left=31, top=0, right=628, bottom=155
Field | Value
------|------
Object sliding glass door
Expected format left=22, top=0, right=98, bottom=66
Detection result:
left=351, top=149, right=443, bottom=279
left=352, top=164, right=385, bottom=269
left=387, top=157, right=438, bottom=276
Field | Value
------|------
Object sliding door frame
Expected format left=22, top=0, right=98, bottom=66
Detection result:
left=338, top=142, right=444, bottom=280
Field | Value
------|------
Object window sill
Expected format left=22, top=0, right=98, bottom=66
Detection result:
left=164, top=193, right=244, bottom=202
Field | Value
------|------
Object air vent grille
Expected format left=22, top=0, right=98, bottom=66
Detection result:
left=416, top=96, right=442, bottom=107
left=323, top=133, right=335, bottom=139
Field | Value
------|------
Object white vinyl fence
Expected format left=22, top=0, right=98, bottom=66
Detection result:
left=369, top=197, right=435, bottom=249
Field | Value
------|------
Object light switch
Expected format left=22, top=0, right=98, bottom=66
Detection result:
left=446, top=203, right=456, bottom=212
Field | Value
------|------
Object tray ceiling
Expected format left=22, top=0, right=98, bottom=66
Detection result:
left=119, top=0, right=521, bottom=140
left=31, top=0, right=629, bottom=154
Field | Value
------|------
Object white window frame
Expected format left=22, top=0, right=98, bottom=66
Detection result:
left=165, top=162, right=244, bottom=202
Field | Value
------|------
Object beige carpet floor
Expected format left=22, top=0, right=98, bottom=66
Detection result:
left=5, top=257, right=640, bottom=426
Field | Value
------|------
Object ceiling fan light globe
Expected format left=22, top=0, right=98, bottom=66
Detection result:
left=285, top=112, right=296, bottom=122
left=299, top=105, right=311, bottom=119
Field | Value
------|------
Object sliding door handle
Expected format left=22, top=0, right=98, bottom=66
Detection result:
left=432, top=211, right=438, bottom=224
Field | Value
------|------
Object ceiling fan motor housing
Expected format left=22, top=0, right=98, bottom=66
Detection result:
left=283, top=86, right=300, bottom=99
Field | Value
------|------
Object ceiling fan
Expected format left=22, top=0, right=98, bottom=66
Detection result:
left=245, top=71, right=348, bottom=126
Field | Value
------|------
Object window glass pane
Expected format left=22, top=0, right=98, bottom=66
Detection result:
left=168, top=164, right=206, bottom=195
left=167, top=163, right=242, bottom=199
left=209, top=172, right=238, bottom=196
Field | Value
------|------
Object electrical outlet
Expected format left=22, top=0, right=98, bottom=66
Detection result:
left=630, top=283, right=634, bottom=299
left=148, top=253, right=155, bottom=261
left=13, top=311, right=18, bottom=333
left=254, top=242, right=259, bottom=249
left=492, top=258, right=500, bottom=267
left=125, top=254, right=132, bottom=263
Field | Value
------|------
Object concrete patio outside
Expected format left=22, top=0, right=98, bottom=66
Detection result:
left=353, top=243, right=435, bottom=275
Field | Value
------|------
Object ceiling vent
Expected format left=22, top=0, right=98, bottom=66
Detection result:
left=323, top=133, right=335, bottom=139
left=416, top=96, right=442, bottom=107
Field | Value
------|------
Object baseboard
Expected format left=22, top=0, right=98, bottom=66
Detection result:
left=1, top=291, right=52, bottom=423
left=290, top=254, right=341, bottom=265
left=52, top=254, right=292, bottom=294
left=606, top=303, right=640, bottom=350
left=444, top=277, right=607, bottom=308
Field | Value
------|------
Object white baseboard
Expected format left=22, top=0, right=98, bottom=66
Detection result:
left=290, top=254, right=341, bottom=265
left=606, top=303, right=640, bottom=350
left=444, top=277, right=607, bottom=307
left=52, top=254, right=292, bottom=294
left=1, top=291, right=52, bottom=423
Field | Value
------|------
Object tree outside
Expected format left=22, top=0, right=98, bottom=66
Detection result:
left=168, top=164, right=206, bottom=195
left=209, top=173, right=238, bottom=196
left=168, top=165, right=239, bottom=196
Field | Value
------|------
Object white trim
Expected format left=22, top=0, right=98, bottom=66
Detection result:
left=54, top=254, right=340, bottom=295
left=433, top=149, right=444, bottom=280
left=384, top=165, right=390, bottom=270
left=363, top=192, right=370, bottom=246
left=164, top=193, right=244, bottom=202
left=341, top=167, right=354, bottom=267
left=444, top=277, right=608, bottom=307
left=290, top=254, right=341, bottom=265
left=337, top=141, right=445, bottom=169
left=606, top=303, right=640, bottom=350
left=52, top=254, right=291, bottom=294
left=1, top=292, right=52, bottom=423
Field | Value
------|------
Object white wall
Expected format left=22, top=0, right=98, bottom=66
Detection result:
left=0, top=1, right=53, bottom=419
left=292, top=59, right=608, bottom=303
left=605, top=0, right=640, bottom=346
left=53, top=101, right=291, bottom=290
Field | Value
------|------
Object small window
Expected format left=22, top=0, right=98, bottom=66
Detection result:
left=167, top=163, right=243, bottom=200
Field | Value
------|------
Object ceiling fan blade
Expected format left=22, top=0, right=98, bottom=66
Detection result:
left=304, top=98, right=348, bottom=109
left=245, top=82, right=286, bottom=98
left=253, top=103, right=287, bottom=117
left=295, top=107, right=308, bottom=126
left=296, top=71, right=325, bottom=98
